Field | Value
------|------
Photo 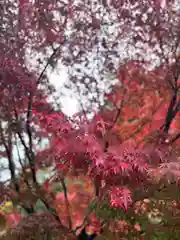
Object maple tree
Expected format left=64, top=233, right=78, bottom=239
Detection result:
left=0, top=0, right=180, bottom=240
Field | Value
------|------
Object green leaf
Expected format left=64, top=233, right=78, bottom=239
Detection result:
left=96, top=199, right=123, bottom=220
left=34, top=199, right=48, bottom=213
left=17, top=205, right=29, bottom=217
left=88, top=199, right=97, bottom=212
left=51, top=183, right=64, bottom=193
left=128, top=118, right=136, bottom=123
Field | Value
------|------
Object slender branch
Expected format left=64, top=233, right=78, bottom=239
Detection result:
left=17, top=130, right=37, bottom=181
left=171, top=132, right=180, bottom=143
left=13, top=106, right=37, bottom=184
left=103, top=86, right=126, bottom=153
left=59, top=176, right=72, bottom=229
left=25, top=48, right=60, bottom=183
left=0, top=123, right=18, bottom=192
left=0, top=124, right=35, bottom=213
left=156, top=19, right=180, bottom=134
left=173, top=99, right=180, bottom=115
left=72, top=198, right=98, bottom=234
left=14, top=135, right=35, bottom=192
left=14, top=133, right=25, bottom=169
left=163, top=88, right=178, bottom=133
left=26, top=95, right=33, bottom=151
left=108, top=86, right=126, bottom=131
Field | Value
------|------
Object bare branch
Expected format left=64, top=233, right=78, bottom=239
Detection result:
left=0, top=122, right=18, bottom=192
left=171, top=132, right=180, bottom=144
left=163, top=89, right=179, bottom=133
left=103, top=85, right=126, bottom=152
left=59, top=176, right=72, bottom=229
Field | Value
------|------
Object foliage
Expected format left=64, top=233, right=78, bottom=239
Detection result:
left=0, top=0, right=180, bottom=240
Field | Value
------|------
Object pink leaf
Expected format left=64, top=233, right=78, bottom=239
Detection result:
left=5, top=214, right=21, bottom=228
left=109, top=187, right=132, bottom=211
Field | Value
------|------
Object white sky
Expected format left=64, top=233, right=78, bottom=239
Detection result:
left=25, top=46, right=81, bottom=117
left=47, top=66, right=79, bottom=116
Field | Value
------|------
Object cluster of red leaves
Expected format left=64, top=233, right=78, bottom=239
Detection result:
left=103, top=61, right=180, bottom=148
left=34, top=108, right=151, bottom=208
left=0, top=57, right=178, bottom=239
left=0, top=1, right=180, bottom=240
left=11, top=58, right=176, bottom=238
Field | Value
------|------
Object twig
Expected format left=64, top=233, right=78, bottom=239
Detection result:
left=0, top=123, right=18, bottom=192
left=59, top=176, right=72, bottom=229
left=171, top=132, right=180, bottom=143
left=13, top=105, right=37, bottom=184
left=72, top=198, right=98, bottom=234
left=103, top=85, right=126, bottom=153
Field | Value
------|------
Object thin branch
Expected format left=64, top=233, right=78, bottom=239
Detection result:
left=163, top=88, right=178, bottom=133
left=72, top=198, right=98, bottom=234
left=0, top=125, right=35, bottom=213
left=157, top=23, right=180, bottom=133
left=103, top=85, right=126, bottom=153
left=108, top=85, right=126, bottom=131
left=14, top=134, right=34, bottom=192
left=14, top=133, right=25, bottom=169
left=25, top=47, right=61, bottom=183
left=171, top=132, right=180, bottom=144
left=59, top=176, right=72, bottom=229
left=0, top=123, right=18, bottom=192
left=173, top=99, right=180, bottom=115
left=13, top=105, right=37, bottom=184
